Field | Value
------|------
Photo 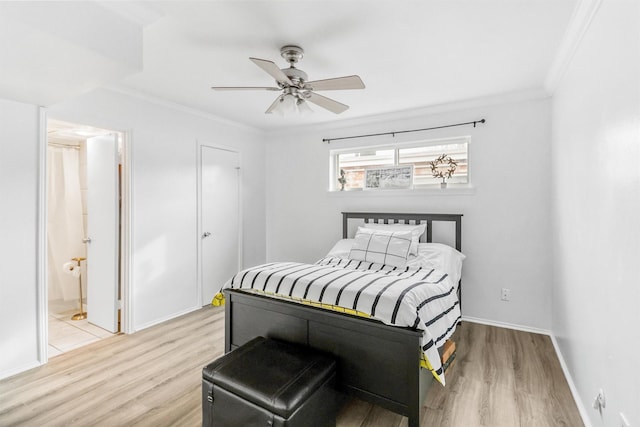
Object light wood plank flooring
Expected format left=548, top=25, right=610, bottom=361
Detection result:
left=0, top=306, right=583, bottom=426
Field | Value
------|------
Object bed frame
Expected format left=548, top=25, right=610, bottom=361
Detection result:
left=224, top=212, right=463, bottom=427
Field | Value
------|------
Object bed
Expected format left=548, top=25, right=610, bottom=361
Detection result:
left=221, top=212, right=463, bottom=427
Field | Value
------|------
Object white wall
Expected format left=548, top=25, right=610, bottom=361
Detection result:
left=265, top=96, right=553, bottom=330
left=551, top=0, right=640, bottom=425
left=50, top=88, right=266, bottom=330
left=0, top=88, right=266, bottom=379
left=0, top=99, right=41, bottom=378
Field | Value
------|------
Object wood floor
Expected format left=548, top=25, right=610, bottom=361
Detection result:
left=0, top=305, right=583, bottom=427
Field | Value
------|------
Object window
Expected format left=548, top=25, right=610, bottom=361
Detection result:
left=335, top=149, right=394, bottom=189
left=331, top=137, right=469, bottom=191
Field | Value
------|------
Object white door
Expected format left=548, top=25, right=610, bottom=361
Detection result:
left=201, top=146, right=240, bottom=304
left=86, top=135, right=119, bottom=333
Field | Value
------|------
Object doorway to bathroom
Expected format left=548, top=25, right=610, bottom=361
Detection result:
left=45, top=118, right=128, bottom=357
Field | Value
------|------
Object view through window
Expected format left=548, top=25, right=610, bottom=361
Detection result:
left=332, top=137, right=469, bottom=190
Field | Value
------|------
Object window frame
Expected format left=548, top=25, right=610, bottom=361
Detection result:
left=329, top=135, right=471, bottom=191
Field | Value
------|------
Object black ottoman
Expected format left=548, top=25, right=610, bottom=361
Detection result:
left=202, top=337, right=340, bottom=427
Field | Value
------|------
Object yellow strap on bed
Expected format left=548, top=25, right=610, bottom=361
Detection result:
left=420, top=354, right=444, bottom=385
left=211, top=292, right=225, bottom=307
left=301, top=300, right=371, bottom=318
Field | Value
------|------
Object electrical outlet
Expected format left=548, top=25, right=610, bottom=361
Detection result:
left=620, top=412, right=631, bottom=427
left=500, top=288, right=510, bottom=301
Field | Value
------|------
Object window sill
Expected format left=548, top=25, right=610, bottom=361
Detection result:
left=327, top=185, right=477, bottom=197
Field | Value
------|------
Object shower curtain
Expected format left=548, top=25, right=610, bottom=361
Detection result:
left=47, top=145, right=85, bottom=302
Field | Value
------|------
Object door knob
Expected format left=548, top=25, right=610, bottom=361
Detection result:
left=202, top=232, right=211, bottom=238
left=83, top=237, right=92, bottom=244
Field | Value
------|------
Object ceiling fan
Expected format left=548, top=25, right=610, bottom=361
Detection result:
left=211, top=45, right=365, bottom=115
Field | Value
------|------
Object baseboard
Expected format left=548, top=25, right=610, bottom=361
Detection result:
left=461, top=315, right=552, bottom=336
left=550, top=335, right=593, bottom=427
left=0, top=360, right=42, bottom=381
left=133, top=305, right=201, bottom=332
left=461, top=315, right=592, bottom=427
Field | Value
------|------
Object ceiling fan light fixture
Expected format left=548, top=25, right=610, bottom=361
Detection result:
left=273, top=93, right=297, bottom=116
left=296, top=98, right=313, bottom=115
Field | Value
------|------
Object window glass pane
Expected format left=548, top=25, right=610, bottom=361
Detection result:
left=398, top=142, right=468, bottom=185
left=337, top=149, right=394, bottom=190
left=332, top=140, right=469, bottom=190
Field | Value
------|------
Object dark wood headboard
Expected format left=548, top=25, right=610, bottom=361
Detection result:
left=341, top=212, right=463, bottom=252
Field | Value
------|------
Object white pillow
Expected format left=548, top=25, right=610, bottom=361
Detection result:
left=361, top=222, right=426, bottom=255
left=327, top=239, right=466, bottom=287
left=325, top=239, right=354, bottom=258
left=348, top=228, right=412, bottom=267
left=410, top=243, right=466, bottom=286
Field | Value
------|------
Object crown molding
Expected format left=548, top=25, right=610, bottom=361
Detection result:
left=545, top=0, right=604, bottom=94
left=265, top=87, right=550, bottom=138
left=105, top=85, right=548, bottom=138
left=104, top=84, right=263, bottom=135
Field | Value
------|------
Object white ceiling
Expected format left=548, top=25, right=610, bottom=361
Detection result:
left=5, top=1, right=579, bottom=131
left=0, top=1, right=144, bottom=106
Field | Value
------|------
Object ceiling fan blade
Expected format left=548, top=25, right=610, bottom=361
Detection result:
left=305, top=75, right=365, bottom=91
left=306, top=92, right=349, bottom=114
left=211, top=86, right=280, bottom=91
left=265, top=95, right=283, bottom=114
left=250, top=57, right=292, bottom=86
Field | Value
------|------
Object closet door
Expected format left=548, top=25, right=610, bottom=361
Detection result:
left=86, top=134, right=119, bottom=333
left=200, top=145, right=240, bottom=305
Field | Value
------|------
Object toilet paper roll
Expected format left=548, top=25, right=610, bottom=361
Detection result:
left=63, top=261, right=81, bottom=278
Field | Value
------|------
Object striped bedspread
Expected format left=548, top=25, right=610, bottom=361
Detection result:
left=222, top=256, right=461, bottom=385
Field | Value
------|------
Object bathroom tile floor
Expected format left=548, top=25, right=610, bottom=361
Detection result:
left=48, top=308, right=113, bottom=357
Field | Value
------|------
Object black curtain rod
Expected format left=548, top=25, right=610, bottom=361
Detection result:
left=323, top=119, right=486, bottom=143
